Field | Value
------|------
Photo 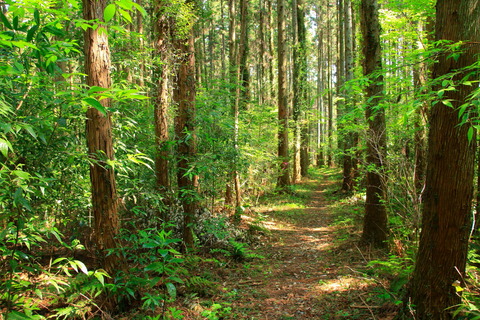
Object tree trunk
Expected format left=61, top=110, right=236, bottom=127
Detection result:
left=83, top=0, right=121, bottom=307
left=341, top=0, right=356, bottom=192
left=359, top=0, right=388, bottom=247
left=136, top=0, right=145, bottom=87
left=404, top=1, right=479, bottom=318
left=316, top=5, right=325, bottom=167
left=277, top=0, right=290, bottom=189
left=297, top=0, right=309, bottom=177
left=153, top=1, right=172, bottom=204
left=173, top=6, right=198, bottom=249
left=292, top=0, right=301, bottom=183
left=326, top=3, right=334, bottom=168
left=411, top=21, right=429, bottom=229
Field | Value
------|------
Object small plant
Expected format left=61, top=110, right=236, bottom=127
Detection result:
left=111, top=223, right=186, bottom=318
left=211, top=239, right=264, bottom=262
left=200, top=302, right=233, bottom=320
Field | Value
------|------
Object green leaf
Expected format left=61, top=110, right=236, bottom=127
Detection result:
left=104, top=4, right=116, bottom=22
left=0, top=11, right=13, bottom=30
left=26, top=25, right=38, bottom=42
left=442, top=100, right=453, bottom=108
left=119, top=8, right=132, bottom=23
left=52, top=257, right=67, bottom=265
left=0, top=137, right=12, bottom=157
left=131, top=1, right=147, bottom=16
left=115, top=0, right=134, bottom=10
left=6, top=311, right=34, bottom=320
left=12, top=16, right=18, bottom=30
left=12, top=170, right=31, bottom=180
left=88, top=86, right=108, bottom=93
left=23, top=124, right=36, bottom=139
left=458, top=103, right=469, bottom=119
left=74, top=260, right=88, bottom=274
left=83, top=98, right=107, bottom=116
left=166, top=282, right=177, bottom=299
left=33, top=9, right=40, bottom=25
left=69, top=260, right=78, bottom=272
left=467, top=126, right=474, bottom=143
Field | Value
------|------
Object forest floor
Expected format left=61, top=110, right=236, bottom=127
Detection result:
left=175, top=168, right=402, bottom=320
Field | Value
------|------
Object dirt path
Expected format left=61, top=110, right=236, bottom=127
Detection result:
left=212, top=172, right=395, bottom=320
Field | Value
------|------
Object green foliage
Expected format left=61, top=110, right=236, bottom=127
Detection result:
left=366, top=254, right=414, bottom=305
left=211, top=239, right=264, bottom=262
left=108, top=223, right=186, bottom=317
left=200, top=302, right=233, bottom=320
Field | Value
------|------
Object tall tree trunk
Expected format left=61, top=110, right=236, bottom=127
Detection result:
left=228, top=0, right=248, bottom=217
left=411, top=20, right=429, bottom=229
left=404, top=1, right=479, bottom=318
left=297, top=0, right=309, bottom=177
left=83, top=0, right=121, bottom=305
left=341, top=0, right=356, bottom=192
left=359, top=0, right=388, bottom=247
left=267, top=0, right=275, bottom=104
left=326, top=3, right=334, bottom=167
left=292, top=0, right=309, bottom=183
left=153, top=1, right=172, bottom=207
left=316, top=5, right=325, bottom=167
left=259, top=0, right=266, bottom=105
left=292, top=0, right=301, bottom=183
left=137, top=0, right=145, bottom=87
left=277, top=0, right=290, bottom=188
left=173, top=7, right=198, bottom=248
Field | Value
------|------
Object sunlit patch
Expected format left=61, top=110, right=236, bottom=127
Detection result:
left=315, top=276, right=373, bottom=293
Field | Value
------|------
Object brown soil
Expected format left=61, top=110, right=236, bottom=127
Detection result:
left=178, top=172, right=398, bottom=319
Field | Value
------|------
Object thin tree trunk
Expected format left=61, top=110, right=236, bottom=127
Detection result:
left=326, top=3, right=334, bottom=167
left=267, top=0, right=275, bottom=104
left=153, top=1, right=172, bottom=205
left=316, top=5, right=325, bottom=167
left=277, top=0, right=290, bottom=188
left=341, top=0, right=356, bottom=192
left=297, top=0, right=309, bottom=177
left=292, top=0, right=301, bottom=183
left=137, top=0, right=145, bottom=87
left=359, top=0, right=388, bottom=247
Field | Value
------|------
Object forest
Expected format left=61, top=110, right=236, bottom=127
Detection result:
left=1, top=0, right=480, bottom=318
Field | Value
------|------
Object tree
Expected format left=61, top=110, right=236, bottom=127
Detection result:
left=402, top=1, right=480, bottom=318
left=341, top=0, right=357, bottom=192
left=277, top=0, right=290, bottom=188
left=292, top=0, right=308, bottom=182
left=153, top=0, right=173, bottom=202
left=173, top=0, right=198, bottom=248
left=315, top=4, right=325, bottom=167
left=83, top=0, right=121, bottom=282
left=359, top=0, right=388, bottom=247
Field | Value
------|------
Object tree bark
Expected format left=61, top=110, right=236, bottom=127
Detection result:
left=292, top=0, right=301, bottom=183
left=277, top=0, right=290, bottom=189
left=153, top=1, right=172, bottom=202
left=359, top=0, right=388, bottom=247
left=341, top=0, right=356, bottom=192
left=297, top=0, right=309, bottom=177
left=404, top=1, right=479, bottom=318
left=173, top=5, right=198, bottom=248
left=326, top=3, right=334, bottom=168
left=316, top=5, right=325, bottom=167
left=83, top=0, right=121, bottom=307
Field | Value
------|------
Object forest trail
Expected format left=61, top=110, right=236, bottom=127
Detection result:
left=188, top=170, right=397, bottom=320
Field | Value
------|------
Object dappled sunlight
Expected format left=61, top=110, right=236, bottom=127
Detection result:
left=315, top=276, right=374, bottom=293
